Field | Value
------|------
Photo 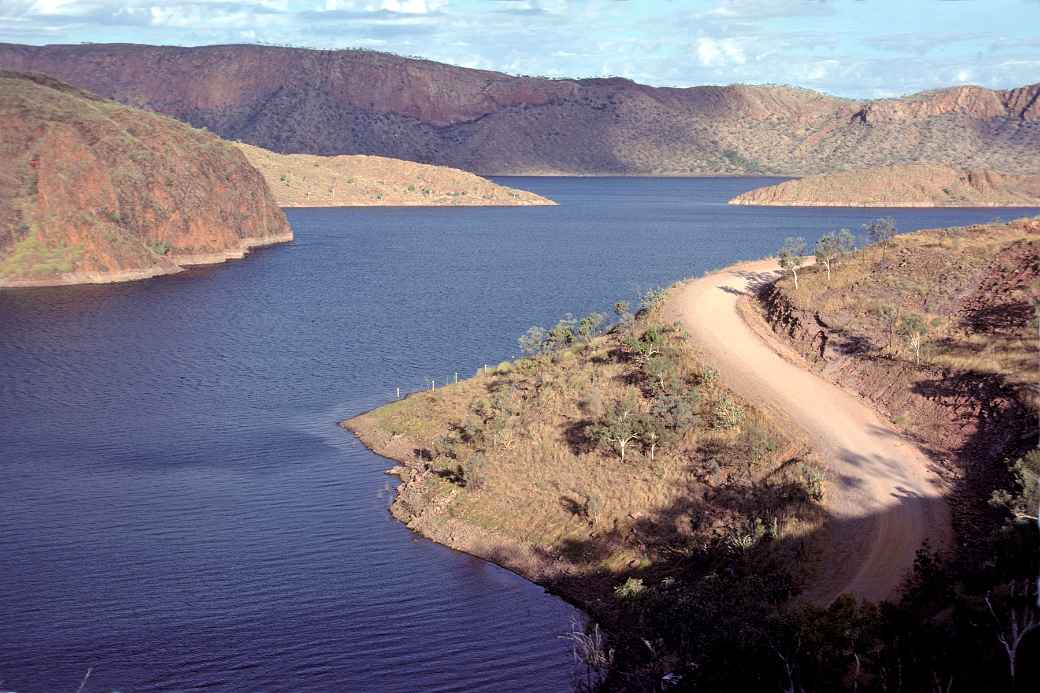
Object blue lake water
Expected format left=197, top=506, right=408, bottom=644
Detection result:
left=1, top=176, right=1035, bottom=692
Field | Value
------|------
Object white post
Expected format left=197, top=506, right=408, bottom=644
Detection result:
left=454, top=372, right=458, bottom=384
left=396, top=386, right=400, bottom=399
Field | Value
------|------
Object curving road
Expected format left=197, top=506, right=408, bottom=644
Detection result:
left=666, top=260, right=950, bottom=603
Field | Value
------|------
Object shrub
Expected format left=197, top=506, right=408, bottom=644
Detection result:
left=614, top=577, right=646, bottom=600
left=712, top=394, right=746, bottom=429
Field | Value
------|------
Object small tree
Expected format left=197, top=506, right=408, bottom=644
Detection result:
left=778, top=236, right=806, bottom=290
left=577, top=312, right=606, bottom=343
left=518, top=325, right=547, bottom=356
left=897, top=313, right=928, bottom=365
left=814, top=232, right=841, bottom=283
left=864, top=217, right=897, bottom=246
left=613, top=301, right=632, bottom=323
left=836, top=228, right=856, bottom=255
left=985, top=581, right=1040, bottom=686
left=864, top=217, right=897, bottom=263
left=590, top=394, right=641, bottom=462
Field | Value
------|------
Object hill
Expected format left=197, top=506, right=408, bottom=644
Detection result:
left=0, top=71, right=291, bottom=288
left=730, top=164, right=1040, bottom=207
left=234, top=143, right=554, bottom=207
left=1, top=43, right=1038, bottom=176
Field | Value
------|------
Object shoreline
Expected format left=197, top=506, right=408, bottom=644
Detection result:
left=343, top=407, right=586, bottom=598
left=0, top=232, right=294, bottom=289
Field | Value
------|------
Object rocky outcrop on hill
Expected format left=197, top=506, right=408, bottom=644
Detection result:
left=0, top=71, right=291, bottom=288
left=0, top=43, right=1037, bottom=176
left=729, top=164, right=1040, bottom=207
left=235, top=143, right=554, bottom=207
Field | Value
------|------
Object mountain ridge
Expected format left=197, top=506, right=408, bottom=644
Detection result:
left=1, top=43, right=1038, bottom=175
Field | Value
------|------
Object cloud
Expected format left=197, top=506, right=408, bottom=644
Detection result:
left=694, top=36, right=746, bottom=67
left=706, top=0, right=833, bottom=20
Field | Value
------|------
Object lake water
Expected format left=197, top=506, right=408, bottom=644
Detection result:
left=1, top=177, right=1035, bottom=692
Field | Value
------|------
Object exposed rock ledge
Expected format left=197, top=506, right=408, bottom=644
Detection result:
left=730, top=164, right=1040, bottom=207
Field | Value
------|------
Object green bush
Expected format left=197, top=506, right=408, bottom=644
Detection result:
left=711, top=394, right=745, bottom=429
left=614, top=577, right=646, bottom=600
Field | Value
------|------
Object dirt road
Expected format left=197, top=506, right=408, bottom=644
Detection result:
left=666, top=259, right=950, bottom=603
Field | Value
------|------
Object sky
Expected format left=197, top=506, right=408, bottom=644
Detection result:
left=1, top=0, right=1038, bottom=98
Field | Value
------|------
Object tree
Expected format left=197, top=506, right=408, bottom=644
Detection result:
left=518, top=325, right=547, bottom=356
left=590, top=394, right=642, bottom=462
left=624, top=326, right=665, bottom=363
left=985, top=581, right=1040, bottom=686
left=613, top=301, right=632, bottom=323
left=863, top=217, right=897, bottom=246
left=814, top=232, right=841, bottom=283
left=643, top=353, right=679, bottom=393
left=778, top=237, right=806, bottom=290
left=577, top=312, right=607, bottom=343
left=897, top=313, right=928, bottom=365
left=991, top=450, right=1040, bottom=524
left=836, top=228, right=856, bottom=255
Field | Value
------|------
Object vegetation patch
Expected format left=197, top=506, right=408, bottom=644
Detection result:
left=0, top=232, right=84, bottom=278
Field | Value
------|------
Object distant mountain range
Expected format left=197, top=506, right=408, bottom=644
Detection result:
left=1, top=43, right=1038, bottom=176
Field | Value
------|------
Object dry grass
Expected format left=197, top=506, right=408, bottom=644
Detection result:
left=347, top=307, right=826, bottom=593
left=235, top=142, right=554, bottom=207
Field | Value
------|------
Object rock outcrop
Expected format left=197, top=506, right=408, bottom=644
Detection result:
left=0, top=71, right=291, bottom=288
left=1, top=43, right=1037, bottom=176
left=235, top=143, right=554, bottom=207
left=730, top=164, right=1040, bottom=207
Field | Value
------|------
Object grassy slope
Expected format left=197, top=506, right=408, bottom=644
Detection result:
left=346, top=303, right=828, bottom=684
left=235, top=143, right=555, bottom=207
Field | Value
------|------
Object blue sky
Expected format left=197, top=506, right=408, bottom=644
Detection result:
left=1, top=0, right=1037, bottom=98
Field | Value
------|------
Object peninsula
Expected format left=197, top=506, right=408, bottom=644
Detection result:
left=730, top=164, right=1040, bottom=207
left=235, top=143, right=554, bottom=207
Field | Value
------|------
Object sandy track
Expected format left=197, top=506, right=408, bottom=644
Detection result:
left=666, top=259, right=950, bottom=603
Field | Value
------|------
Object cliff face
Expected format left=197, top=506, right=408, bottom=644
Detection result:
left=0, top=71, right=291, bottom=288
left=234, top=143, right=555, bottom=207
left=730, top=164, right=1040, bottom=207
left=1, top=43, right=1038, bottom=176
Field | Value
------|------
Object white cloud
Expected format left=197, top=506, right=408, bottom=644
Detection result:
left=694, top=36, right=746, bottom=67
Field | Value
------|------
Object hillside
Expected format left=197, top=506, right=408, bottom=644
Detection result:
left=730, top=164, right=1040, bottom=207
left=234, top=143, right=554, bottom=207
left=0, top=72, right=291, bottom=288
left=1, top=43, right=1038, bottom=176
